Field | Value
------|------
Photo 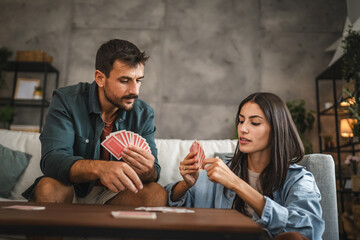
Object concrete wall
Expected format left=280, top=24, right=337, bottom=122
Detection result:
left=0, top=0, right=347, bottom=150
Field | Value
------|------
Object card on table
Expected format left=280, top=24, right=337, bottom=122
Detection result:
left=2, top=205, right=46, bottom=211
left=101, top=130, right=151, bottom=160
left=135, top=206, right=195, bottom=213
left=111, top=210, right=157, bottom=219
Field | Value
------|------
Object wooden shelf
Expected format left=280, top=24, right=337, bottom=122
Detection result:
left=1, top=61, right=59, bottom=130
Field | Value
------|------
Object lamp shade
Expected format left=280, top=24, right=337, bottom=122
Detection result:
left=340, top=119, right=357, bottom=137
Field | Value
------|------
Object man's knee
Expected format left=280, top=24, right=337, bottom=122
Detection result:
left=33, top=177, right=74, bottom=203
left=107, top=182, right=167, bottom=206
left=140, top=182, right=168, bottom=206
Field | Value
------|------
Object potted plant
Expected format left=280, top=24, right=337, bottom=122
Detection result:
left=286, top=99, right=315, bottom=153
left=342, top=27, right=360, bottom=137
left=0, top=47, right=14, bottom=128
left=33, top=85, right=43, bottom=100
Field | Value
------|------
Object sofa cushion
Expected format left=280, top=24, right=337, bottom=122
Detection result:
left=0, top=144, right=31, bottom=198
left=0, top=129, right=42, bottom=200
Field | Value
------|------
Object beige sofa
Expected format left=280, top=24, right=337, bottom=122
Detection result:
left=0, top=129, right=237, bottom=201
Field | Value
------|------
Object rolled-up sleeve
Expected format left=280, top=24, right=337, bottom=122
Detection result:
left=40, top=91, right=83, bottom=185
left=253, top=171, right=324, bottom=240
left=165, top=182, right=195, bottom=207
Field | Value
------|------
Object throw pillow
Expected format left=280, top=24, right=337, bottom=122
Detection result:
left=214, top=152, right=234, bottom=160
left=0, top=144, right=31, bottom=198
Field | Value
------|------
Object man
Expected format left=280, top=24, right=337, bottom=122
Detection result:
left=23, top=39, right=167, bottom=206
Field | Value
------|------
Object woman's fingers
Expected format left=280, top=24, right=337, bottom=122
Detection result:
left=202, top=157, right=220, bottom=170
left=184, top=152, right=198, bottom=162
left=179, top=163, right=199, bottom=171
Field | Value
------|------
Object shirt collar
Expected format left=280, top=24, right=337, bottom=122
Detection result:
left=88, top=81, right=101, bottom=114
left=88, top=81, right=126, bottom=122
left=289, top=163, right=304, bottom=169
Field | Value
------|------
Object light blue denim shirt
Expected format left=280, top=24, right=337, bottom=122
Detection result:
left=165, top=159, right=325, bottom=239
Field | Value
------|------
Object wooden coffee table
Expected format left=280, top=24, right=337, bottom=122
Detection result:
left=0, top=201, right=264, bottom=239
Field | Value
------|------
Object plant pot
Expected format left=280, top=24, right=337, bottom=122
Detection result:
left=352, top=175, right=360, bottom=192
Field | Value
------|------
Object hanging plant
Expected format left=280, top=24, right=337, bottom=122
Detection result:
left=342, top=27, right=360, bottom=84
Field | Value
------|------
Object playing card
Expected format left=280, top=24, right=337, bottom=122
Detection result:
left=190, top=140, right=205, bottom=170
left=137, top=136, right=146, bottom=148
left=111, top=211, right=157, bottom=219
left=132, top=133, right=138, bottom=146
left=2, top=205, right=46, bottom=211
left=198, top=143, right=205, bottom=169
left=125, top=131, right=132, bottom=145
left=135, top=207, right=195, bottom=213
left=113, top=130, right=127, bottom=146
left=134, top=133, right=141, bottom=147
left=190, top=140, right=198, bottom=154
left=101, top=135, right=126, bottom=160
left=101, top=130, right=152, bottom=158
left=133, top=132, right=139, bottom=146
left=120, top=131, right=128, bottom=146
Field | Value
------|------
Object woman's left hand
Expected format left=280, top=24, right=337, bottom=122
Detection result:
left=202, top=157, right=239, bottom=190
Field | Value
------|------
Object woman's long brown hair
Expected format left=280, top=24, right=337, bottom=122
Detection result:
left=230, top=92, right=304, bottom=215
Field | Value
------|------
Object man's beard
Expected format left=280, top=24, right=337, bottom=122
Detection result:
left=103, top=87, right=138, bottom=111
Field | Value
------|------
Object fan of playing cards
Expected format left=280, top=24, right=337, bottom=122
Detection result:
left=101, top=130, right=151, bottom=160
left=190, top=140, right=206, bottom=170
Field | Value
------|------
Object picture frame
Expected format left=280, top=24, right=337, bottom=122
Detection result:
left=14, top=78, right=40, bottom=100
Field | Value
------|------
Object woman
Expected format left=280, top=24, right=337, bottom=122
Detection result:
left=165, top=92, right=324, bottom=240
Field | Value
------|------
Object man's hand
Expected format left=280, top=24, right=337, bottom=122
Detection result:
left=96, top=161, right=143, bottom=193
left=121, top=145, right=157, bottom=182
left=69, top=160, right=143, bottom=194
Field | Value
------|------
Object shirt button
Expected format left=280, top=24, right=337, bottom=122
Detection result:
left=85, top=139, right=89, bottom=143
left=230, top=193, right=234, bottom=197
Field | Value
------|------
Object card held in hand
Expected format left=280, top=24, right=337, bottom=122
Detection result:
left=101, top=130, right=151, bottom=160
left=190, top=140, right=205, bottom=170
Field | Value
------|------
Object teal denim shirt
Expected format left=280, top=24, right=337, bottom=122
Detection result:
left=165, top=159, right=324, bottom=239
left=24, top=81, right=160, bottom=198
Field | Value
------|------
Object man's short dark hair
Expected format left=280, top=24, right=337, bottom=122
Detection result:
left=95, top=39, right=149, bottom=77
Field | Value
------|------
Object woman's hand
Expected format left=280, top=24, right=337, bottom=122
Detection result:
left=203, top=157, right=239, bottom=190
left=170, top=152, right=200, bottom=202
left=179, top=152, right=199, bottom=188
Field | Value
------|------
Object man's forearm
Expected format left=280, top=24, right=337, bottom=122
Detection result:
left=68, top=159, right=103, bottom=183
